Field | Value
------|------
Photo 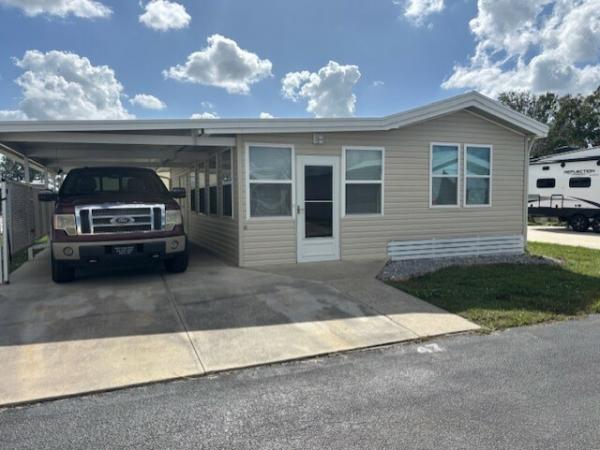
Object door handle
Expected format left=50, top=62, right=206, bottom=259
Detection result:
left=297, top=205, right=304, bottom=214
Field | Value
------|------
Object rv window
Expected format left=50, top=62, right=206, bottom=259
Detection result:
left=569, top=177, right=591, bottom=188
left=536, top=178, right=555, bottom=188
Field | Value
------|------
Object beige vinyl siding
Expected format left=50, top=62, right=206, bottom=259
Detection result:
left=238, top=110, right=527, bottom=266
left=171, top=152, right=240, bottom=265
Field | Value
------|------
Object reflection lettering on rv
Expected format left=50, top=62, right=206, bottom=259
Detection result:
left=564, top=169, right=596, bottom=175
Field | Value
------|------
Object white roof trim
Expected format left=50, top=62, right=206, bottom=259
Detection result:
left=0, top=91, right=548, bottom=137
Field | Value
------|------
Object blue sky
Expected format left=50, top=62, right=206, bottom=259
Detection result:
left=0, top=0, right=598, bottom=120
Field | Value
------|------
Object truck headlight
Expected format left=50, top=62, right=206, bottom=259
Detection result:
left=53, top=214, right=77, bottom=236
left=165, top=210, right=182, bottom=231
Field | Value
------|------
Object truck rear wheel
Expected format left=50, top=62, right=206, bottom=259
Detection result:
left=51, top=256, right=75, bottom=283
left=570, top=214, right=590, bottom=232
left=165, top=250, right=188, bottom=273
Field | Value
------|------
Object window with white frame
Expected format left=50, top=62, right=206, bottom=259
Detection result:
left=247, top=145, right=293, bottom=218
left=208, top=154, right=218, bottom=215
left=464, top=145, right=492, bottom=206
left=189, top=170, right=197, bottom=212
left=221, top=149, right=233, bottom=217
left=344, top=148, right=384, bottom=215
left=197, top=161, right=206, bottom=214
left=431, top=144, right=459, bottom=206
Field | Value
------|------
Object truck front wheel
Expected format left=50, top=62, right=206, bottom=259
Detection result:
left=570, top=214, right=590, bottom=232
left=165, top=250, right=188, bottom=273
left=51, top=256, right=75, bottom=283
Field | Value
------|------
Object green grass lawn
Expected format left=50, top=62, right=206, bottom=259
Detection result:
left=390, top=242, right=600, bottom=331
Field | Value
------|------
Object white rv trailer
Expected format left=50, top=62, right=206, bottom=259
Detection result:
left=528, top=147, right=600, bottom=232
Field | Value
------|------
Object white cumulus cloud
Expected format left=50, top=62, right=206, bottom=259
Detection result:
left=0, top=0, right=111, bottom=18
left=399, top=0, right=445, bottom=26
left=281, top=61, right=361, bottom=117
left=190, top=112, right=219, bottom=119
left=130, top=94, right=166, bottom=110
left=443, top=0, right=600, bottom=97
left=139, top=0, right=190, bottom=31
left=163, top=34, right=273, bottom=94
left=5, top=50, right=132, bottom=120
left=0, top=110, right=29, bottom=120
left=259, top=112, right=274, bottom=119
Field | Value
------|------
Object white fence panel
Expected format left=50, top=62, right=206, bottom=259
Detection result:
left=387, top=235, right=524, bottom=261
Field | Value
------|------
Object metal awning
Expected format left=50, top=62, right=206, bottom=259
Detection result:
left=0, top=128, right=235, bottom=171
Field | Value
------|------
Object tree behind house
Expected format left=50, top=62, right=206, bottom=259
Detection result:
left=0, top=156, right=43, bottom=182
left=498, top=88, right=600, bottom=158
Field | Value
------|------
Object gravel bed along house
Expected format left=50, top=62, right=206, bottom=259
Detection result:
left=379, top=253, right=560, bottom=281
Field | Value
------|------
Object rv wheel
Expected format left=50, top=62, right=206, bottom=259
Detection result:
left=570, top=214, right=589, bottom=232
left=592, top=217, right=600, bottom=233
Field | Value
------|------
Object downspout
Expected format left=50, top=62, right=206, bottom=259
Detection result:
left=523, top=135, right=540, bottom=247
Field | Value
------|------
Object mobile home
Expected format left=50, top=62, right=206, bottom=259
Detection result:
left=0, top=91, right=548, bottom=266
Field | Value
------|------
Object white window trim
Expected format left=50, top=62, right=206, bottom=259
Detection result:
left=464, top=144, right=493, bottom=208
left=430, top=142, right=461, bottom=208
left=220, top=148, right=235, bottom=219
left=190, top=163, right=199, bottom=214
left=197, top=160, right=207, bottom=216
left=341, top=146, right=385, bottom=217
left=245, top=142, right=296, bottom=221
left=208, top=154, right=218, bottom=216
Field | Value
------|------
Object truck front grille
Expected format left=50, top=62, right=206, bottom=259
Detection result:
left=75, top=204, right=165, bottom=235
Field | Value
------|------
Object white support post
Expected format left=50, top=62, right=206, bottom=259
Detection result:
left=23, top=159, right=30, bottom=185
left=1, top=182, right=9, bottom=284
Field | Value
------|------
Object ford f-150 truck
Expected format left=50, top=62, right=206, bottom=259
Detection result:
left=39, top=166, right=188, bottom=283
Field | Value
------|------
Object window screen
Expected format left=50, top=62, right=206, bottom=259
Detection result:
left=344, top=148, right=383, bottom=215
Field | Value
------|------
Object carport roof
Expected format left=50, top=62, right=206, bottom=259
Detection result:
left=0, top=91, right=548, bottom=136
left=0, top=91, right=548, bottom=171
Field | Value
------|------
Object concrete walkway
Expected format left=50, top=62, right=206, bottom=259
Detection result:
left=528, top=226, right=600, bottom=250
left=0, top=248, right=478, bottom=406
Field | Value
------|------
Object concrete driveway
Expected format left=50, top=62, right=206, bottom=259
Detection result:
left=528, top=226, right=600, bottom=250
left=0, top=247, right=478, bottom=406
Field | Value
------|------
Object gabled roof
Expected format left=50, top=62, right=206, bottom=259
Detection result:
left=0, top=91, right=548, bottom=137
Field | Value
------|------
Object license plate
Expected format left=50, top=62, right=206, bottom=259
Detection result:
left=113, top=245, right=135, bottom=256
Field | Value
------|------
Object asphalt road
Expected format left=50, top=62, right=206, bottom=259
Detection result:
left=2, top=316, right=600, bottom=450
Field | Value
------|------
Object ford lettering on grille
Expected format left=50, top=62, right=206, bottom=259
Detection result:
left=111, top=216, right=134, bottom=225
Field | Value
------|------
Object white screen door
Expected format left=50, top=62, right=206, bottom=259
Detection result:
left=296, top=156, right=340, bottom=262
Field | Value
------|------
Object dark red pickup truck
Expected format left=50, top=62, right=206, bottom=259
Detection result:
left=39, top=166, right=188, bottom=283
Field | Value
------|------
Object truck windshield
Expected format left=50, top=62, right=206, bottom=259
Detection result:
left=60, top=169, right=169, bottom=196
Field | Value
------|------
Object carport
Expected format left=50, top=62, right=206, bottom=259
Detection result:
left=0, top=119, right=236, bottom=283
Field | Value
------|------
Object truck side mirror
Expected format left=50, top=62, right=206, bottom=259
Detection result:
left=170, top=187, right=186, bottom=199
left=38, top=190, right=58, bottom=202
